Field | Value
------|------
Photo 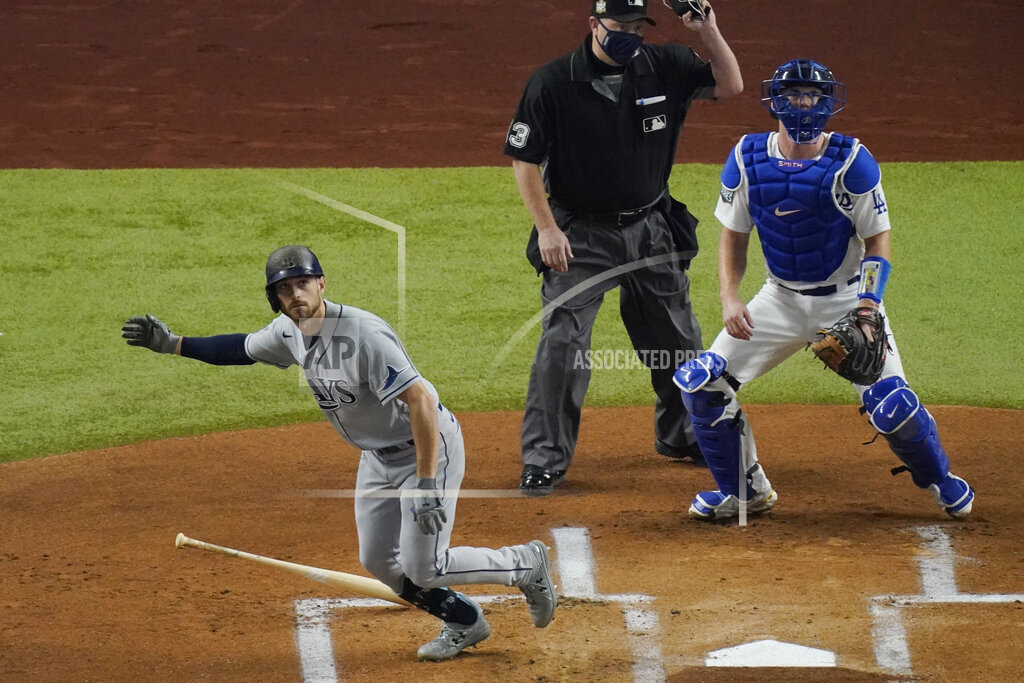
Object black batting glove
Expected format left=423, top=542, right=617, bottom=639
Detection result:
left=122, top=313, right=180, bottom=354
left=410, top=477, right=447, bottom=535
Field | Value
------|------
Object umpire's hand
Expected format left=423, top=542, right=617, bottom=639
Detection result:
left=538, top=226, right=573, bottom=273
left=122, top=313, right=180, bottom=353
left=410, top=477, right=447, bottom=535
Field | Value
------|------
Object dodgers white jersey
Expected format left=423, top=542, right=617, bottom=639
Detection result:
left=244, top=300, right=452, bottom=453
left=714, top=132, right=892, bottom=289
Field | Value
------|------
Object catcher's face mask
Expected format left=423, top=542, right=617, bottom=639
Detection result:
left=760, top=59, right=847, bottom=144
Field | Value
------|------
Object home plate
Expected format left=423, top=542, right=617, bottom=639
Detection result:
left=705, top=639, right=836, bottom=667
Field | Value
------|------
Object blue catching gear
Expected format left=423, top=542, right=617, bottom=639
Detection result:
left=673, top=353, right=767, bottom=500
left=862, top=376, right=950, bottom=488
left=858, top=256, right=891, bottom=304
left=761, top=59, right=847, bottom=144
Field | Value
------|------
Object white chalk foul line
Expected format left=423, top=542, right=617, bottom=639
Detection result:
left=869, top=525, right=1024, bottom=677
left=275, top=179, right=406, bottom=335
left=302, top=488, right=586, bottom=499
left=294, top=526, right=663, bottom=683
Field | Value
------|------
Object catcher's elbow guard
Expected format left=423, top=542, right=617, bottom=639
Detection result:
left=858, top=256, right=891, bottom=304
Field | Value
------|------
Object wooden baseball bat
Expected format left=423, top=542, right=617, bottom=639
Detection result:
left=175, top=532, right=411, bottom=607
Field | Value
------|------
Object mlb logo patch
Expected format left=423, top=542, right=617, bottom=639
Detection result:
left=628, top=0, right=645, bottom=6
left=643, top=115, right=667, bottom=133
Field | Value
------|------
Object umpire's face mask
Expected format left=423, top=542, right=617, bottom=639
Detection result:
left=597, top=19, right=644, bottom=65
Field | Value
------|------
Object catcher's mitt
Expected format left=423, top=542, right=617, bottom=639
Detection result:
left=810, top=306, right=887, bottom=385
left=663, top=0, right=709, bottom=21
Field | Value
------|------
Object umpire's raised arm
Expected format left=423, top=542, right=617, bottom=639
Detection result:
left=677, top=1, right=742, bottom=99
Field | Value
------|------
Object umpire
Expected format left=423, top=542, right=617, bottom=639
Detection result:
left=504, top=0, right=742, bottom=495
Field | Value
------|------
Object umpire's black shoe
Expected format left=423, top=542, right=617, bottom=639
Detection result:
left=655, top=440, right=708, bottom=467
left=520, top=465, right=567, bottom=497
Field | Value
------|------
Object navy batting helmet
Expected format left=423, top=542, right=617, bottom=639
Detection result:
left=761, top=59, right=847, bottom=144
left=265, top=245, right=324, bottom=313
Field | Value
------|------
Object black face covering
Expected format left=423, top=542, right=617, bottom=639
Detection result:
left=597, top=19, right=643, bottom=65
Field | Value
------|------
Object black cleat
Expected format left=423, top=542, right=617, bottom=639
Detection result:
left=520, top=465, right=567, bottom=497
left=654, top=441, right=707, bottom=467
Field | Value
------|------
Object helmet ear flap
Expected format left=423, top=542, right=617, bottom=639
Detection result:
left=266, top=286, right=281, bottom=313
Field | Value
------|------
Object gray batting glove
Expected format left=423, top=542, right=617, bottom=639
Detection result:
left=411, top=477, right=447, bottom=535
left=121, top=313, right=180, bottom=354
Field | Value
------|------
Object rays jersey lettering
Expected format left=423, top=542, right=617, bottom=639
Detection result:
left=307, top=376, right=358, bottom=410
left=243, top=301, right=436, bottom=451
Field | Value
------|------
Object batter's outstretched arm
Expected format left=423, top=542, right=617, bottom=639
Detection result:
left=718, top=226, right=754, bottom=340
left=512, top=159, right=573, bottom=273
left=122, top=314, right=254, bottom=365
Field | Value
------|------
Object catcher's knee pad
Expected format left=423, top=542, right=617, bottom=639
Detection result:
left=863, top=376, right=950, bottom=488
left=674, top=353, right=757, bottom=497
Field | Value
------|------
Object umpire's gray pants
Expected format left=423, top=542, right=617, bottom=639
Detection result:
left=521, top=210, right=702, bottom=472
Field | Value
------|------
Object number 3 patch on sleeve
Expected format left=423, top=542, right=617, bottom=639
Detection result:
left=508, top=122, right=531, bottom=148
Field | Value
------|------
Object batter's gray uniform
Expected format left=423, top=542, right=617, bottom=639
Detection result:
left=245, top=301, right=537, bottom=593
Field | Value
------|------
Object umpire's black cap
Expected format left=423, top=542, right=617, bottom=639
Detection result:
left=592, top=0, right=657, bottom=25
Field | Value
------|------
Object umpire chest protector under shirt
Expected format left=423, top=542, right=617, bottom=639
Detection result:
left=504, top=35, right=715, bottom=214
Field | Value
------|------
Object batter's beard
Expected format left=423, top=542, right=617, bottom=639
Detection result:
left=287, top=297, right=326, bottom=332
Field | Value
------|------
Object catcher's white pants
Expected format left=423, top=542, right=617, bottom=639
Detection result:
left=354, top=420, right=533, bottom=594
left=709, top=280, right=906, bottom=396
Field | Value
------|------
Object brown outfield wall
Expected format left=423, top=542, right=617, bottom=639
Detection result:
left=1, top=1, right=1023, bottom=681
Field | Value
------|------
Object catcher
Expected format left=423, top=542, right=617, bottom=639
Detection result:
left=671, top=59, right=974, bottom=521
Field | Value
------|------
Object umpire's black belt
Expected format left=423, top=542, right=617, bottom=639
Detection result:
left=777, top=275, right=859, bottom=297
left=580, top=205, right=656, bottom=226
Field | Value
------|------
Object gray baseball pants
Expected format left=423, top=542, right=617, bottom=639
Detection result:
left=521, top=209, right=702, bottom=473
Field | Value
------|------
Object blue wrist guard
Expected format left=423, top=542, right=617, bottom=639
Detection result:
left=858, top=256, right=891, bottom=304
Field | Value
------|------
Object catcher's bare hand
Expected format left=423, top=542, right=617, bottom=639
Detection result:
left=538, top=227, right=573, bottom=273
left=722, top=295, right=754, bottom=340
left=410, top=477, right=447, bottom=535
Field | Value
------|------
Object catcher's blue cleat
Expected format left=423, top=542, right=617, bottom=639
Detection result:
left=930, top=473, right=974, bottom=519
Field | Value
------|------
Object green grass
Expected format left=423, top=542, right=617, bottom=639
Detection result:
left=1, top=163, right=1021, bottom=462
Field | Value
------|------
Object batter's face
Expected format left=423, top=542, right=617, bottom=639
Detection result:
left=275, top=275, right=326, bottom=324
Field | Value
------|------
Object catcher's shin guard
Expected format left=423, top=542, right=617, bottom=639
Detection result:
left=673, top=353, right=761, bottom=498
left=863, top=376, right=950, bottom=488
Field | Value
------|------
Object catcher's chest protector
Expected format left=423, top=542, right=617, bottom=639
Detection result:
left=743, top=132, right=856, bottom=282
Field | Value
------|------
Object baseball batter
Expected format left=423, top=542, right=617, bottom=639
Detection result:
left=672, top=60, right=975, bottom=521
left=121, top=245, right=557, bottom=661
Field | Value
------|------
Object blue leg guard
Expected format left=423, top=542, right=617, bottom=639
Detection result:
left=673, top=353, right=767, bottom=501
left=862, top=377, right=949, bottom=489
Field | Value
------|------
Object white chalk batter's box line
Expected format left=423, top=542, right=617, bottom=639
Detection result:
left=293, top=525, right=1023, bottom=682
left=294, top=527, right=664, bottom=683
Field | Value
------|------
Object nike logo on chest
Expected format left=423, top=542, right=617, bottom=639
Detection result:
left=774, top=207, right=801, bottom=217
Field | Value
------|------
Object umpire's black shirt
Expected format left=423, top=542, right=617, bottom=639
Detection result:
left=504, top=35, right=715, bottom=214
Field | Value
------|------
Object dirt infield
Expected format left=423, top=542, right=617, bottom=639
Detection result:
left=2, top=406, right=1023, bottom=681
left=2, top=1, right=1022, bottom=681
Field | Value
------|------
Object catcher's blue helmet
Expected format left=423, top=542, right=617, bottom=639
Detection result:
left=265, top=245, right=324, bottom=313
left=761, top=59, right=847, bottom=144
